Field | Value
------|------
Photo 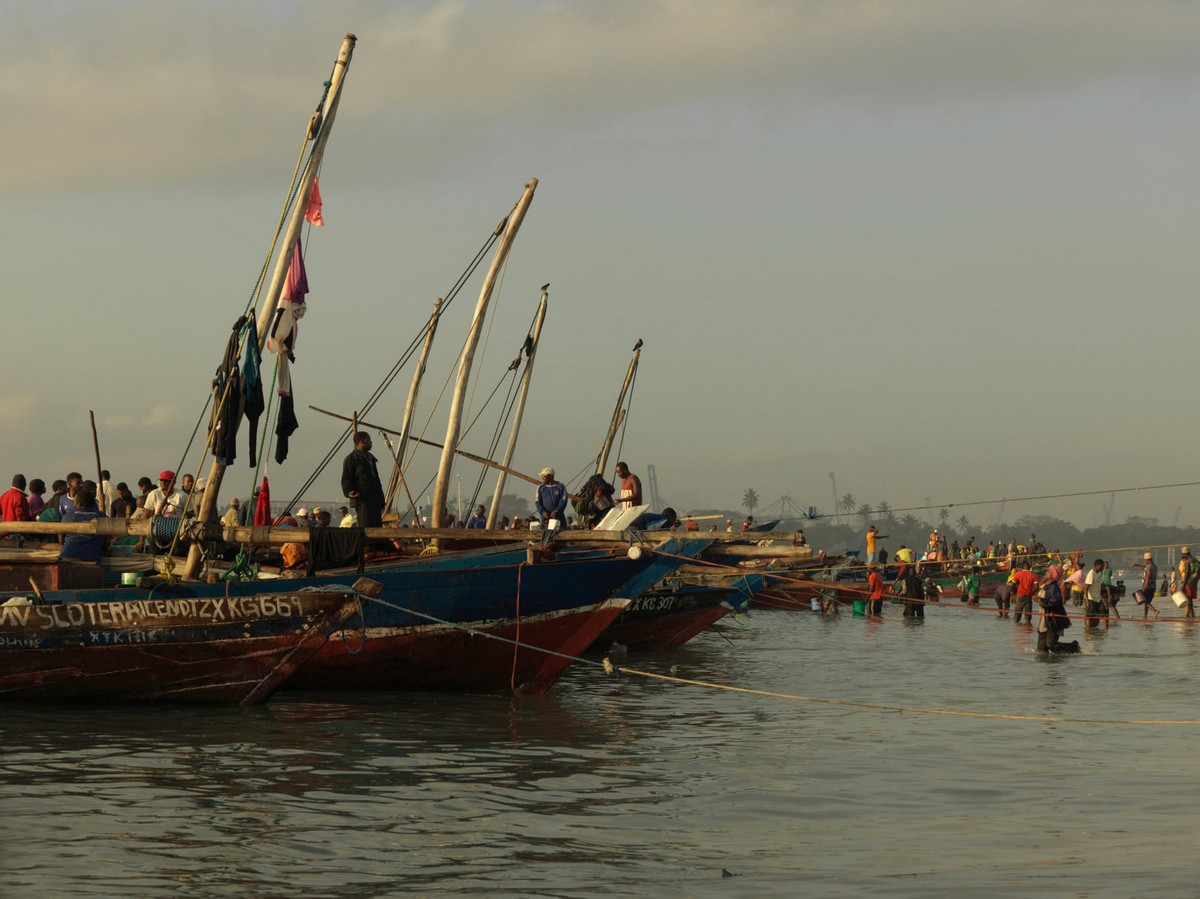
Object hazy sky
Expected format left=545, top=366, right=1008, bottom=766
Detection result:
left=3, top=1, right=1200, bottom=528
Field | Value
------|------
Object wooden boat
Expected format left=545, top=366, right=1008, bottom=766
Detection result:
left=589, top=568, right=757, bottom=652
left=0, top=38, right=720, bottom=698
left=288, top=540, right=700, bottom=694
left=0, top=587, right=359, bottom=704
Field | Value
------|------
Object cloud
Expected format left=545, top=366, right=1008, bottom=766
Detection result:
left=104, top=413, right=137, bottom=429
left=141, top=403, right=181, bottom=427
left=0, top=393, right=39, bottom=430
left=4, top=1, right=1200, bottom=193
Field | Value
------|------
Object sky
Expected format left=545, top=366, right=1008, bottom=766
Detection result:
left=3, top=0, right=1200, bottom=529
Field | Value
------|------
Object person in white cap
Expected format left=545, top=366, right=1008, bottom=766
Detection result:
left=220, top=497, right=240, bottom=528
left=1131, top=551, right=1159, bottom=619
left=534, top=467, right=567, bottom=527
left=296, top=507, right=310, bottom=524
left=1176, top=546, right=1200, bottom=618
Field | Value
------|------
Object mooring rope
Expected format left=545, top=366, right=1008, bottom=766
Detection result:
left=314, top=584, right=1200, bottom=726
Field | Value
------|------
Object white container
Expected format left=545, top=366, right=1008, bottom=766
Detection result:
left=1172, top=590, right=1189, bottom=608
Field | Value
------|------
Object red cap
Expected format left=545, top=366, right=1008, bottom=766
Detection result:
left=159, top=470, right=175, bottom=481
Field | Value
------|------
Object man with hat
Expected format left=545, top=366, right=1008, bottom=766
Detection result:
left=220, top=497, right=241, bottom=528
left=0, top=474, right=31, bottom=523
left=142, top=471, right=184, bottom=519
left=1176, top=546, right=1200, bottom=618
left=534, top=467, right=567, bottom=527
left=1132, top=551, right=1159, bottom=619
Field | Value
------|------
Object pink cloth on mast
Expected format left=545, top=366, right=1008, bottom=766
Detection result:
left=305, top=178, right=325, bottom=228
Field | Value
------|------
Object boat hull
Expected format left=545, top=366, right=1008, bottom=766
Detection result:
left=0, top=592, right=356, bottom=704
left=291, top=598, right=628, bottom=695
left=590, top=584, right=743, bottom=651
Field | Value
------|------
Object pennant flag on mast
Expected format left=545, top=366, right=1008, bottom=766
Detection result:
left=305, top=177, right=325, bottom=228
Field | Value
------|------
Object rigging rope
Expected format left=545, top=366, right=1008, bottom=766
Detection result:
left=281, top=226, right=504, bottom=512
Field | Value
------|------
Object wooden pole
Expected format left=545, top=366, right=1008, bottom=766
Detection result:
left=88, top=411, right=104, bottom=514
left=486, top=287, right=547, bottom=529
left=431, top=179, right=538, bottom=529
left=184, top=33, right=357, bottom=579
left=308, top=406, right=574, bottom=495
left=596, top=341, right=642, bottom=477
left=385, top=297, right=442, bottom=514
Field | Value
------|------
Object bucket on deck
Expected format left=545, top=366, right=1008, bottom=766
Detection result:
left=1172, top=590, right=1189, bottom=608
left=120, top=571, right=145, bottom=586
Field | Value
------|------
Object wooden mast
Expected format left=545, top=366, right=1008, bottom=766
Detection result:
left=384, top=297, right=443, bottom=516
left=184, top=33, right=357, bottom=579
left=430, top=179, right=538, bottom=528
left=595, top=340, right=642, bottom=476
left=485, top=286, right=547, bottom=529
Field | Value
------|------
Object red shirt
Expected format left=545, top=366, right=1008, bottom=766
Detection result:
left=867, top=571, right=885, bottom=600
left=1011, top=569, right=1039, bottom=597
left=0, top=487, right=31, bottom=522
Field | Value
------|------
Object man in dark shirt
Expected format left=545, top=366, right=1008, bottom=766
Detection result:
left=341, top=431, right=385, bottom=528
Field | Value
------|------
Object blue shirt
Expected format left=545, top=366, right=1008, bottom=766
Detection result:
left=535, top=482, right=567, bottom=518
left=60, top=507, right=105, bottom=562
left=466, top=514, right=486, bottom=529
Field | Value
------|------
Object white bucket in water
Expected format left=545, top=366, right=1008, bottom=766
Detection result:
left=1172, top=590, right=1189, bottom=608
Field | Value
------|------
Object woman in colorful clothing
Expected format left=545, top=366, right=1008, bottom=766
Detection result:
left=1037, top=565, right=1071, bottom=653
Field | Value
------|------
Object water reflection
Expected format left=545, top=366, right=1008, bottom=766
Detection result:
left=3, top=609, right=1200, bottom=895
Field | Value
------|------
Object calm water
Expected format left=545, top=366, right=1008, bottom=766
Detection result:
left=3, top=602, right=1199, bottom=897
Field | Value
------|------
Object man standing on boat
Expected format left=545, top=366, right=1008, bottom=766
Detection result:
left=535, top=467, right=568, bottom=527
left=866, top=524, right=888, bottom=565
left=466, top=505, right=487, bottom=529
left=614, top=462, right=643, bottom=510
left=341, top=431, right=385, bottom=528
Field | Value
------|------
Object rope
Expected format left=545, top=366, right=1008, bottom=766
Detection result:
left=510, top=561, right=523, bottom=691
left=808, top=478, right=1200, bottom=521
left=613, top=354, right=638, bottom=466
left=607, top=666, right=1200, bottom=726
left=281, top=224, right=504, bottom=512
left=350, top=582, right=1200, bottom=725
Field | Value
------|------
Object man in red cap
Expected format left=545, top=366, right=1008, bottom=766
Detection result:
left=141, top=470, right=184, bottom=519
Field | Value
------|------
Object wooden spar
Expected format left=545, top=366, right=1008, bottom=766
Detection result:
left=431, top=179, right=538, bottom=528
left=596, top=340, right=642, bottom=476
left=485, top=286, right=547, bottom=528
left=307, top=405, right=577, bottom=495
left=88, top=411, right=104, bottom=512
left=184, top=33, right=357, bottom=579
left=0, top=516, right=803, bottom=550
left=377, top=431, right=418, bottom=522
left=385, top=297, right=443, bottom=515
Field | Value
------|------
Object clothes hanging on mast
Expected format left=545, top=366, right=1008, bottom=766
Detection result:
left=243, top=319, right=264, bottom=467
left=267, top=240, right=309, bottom=465
left=211, top=316, right=247, bottom=465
